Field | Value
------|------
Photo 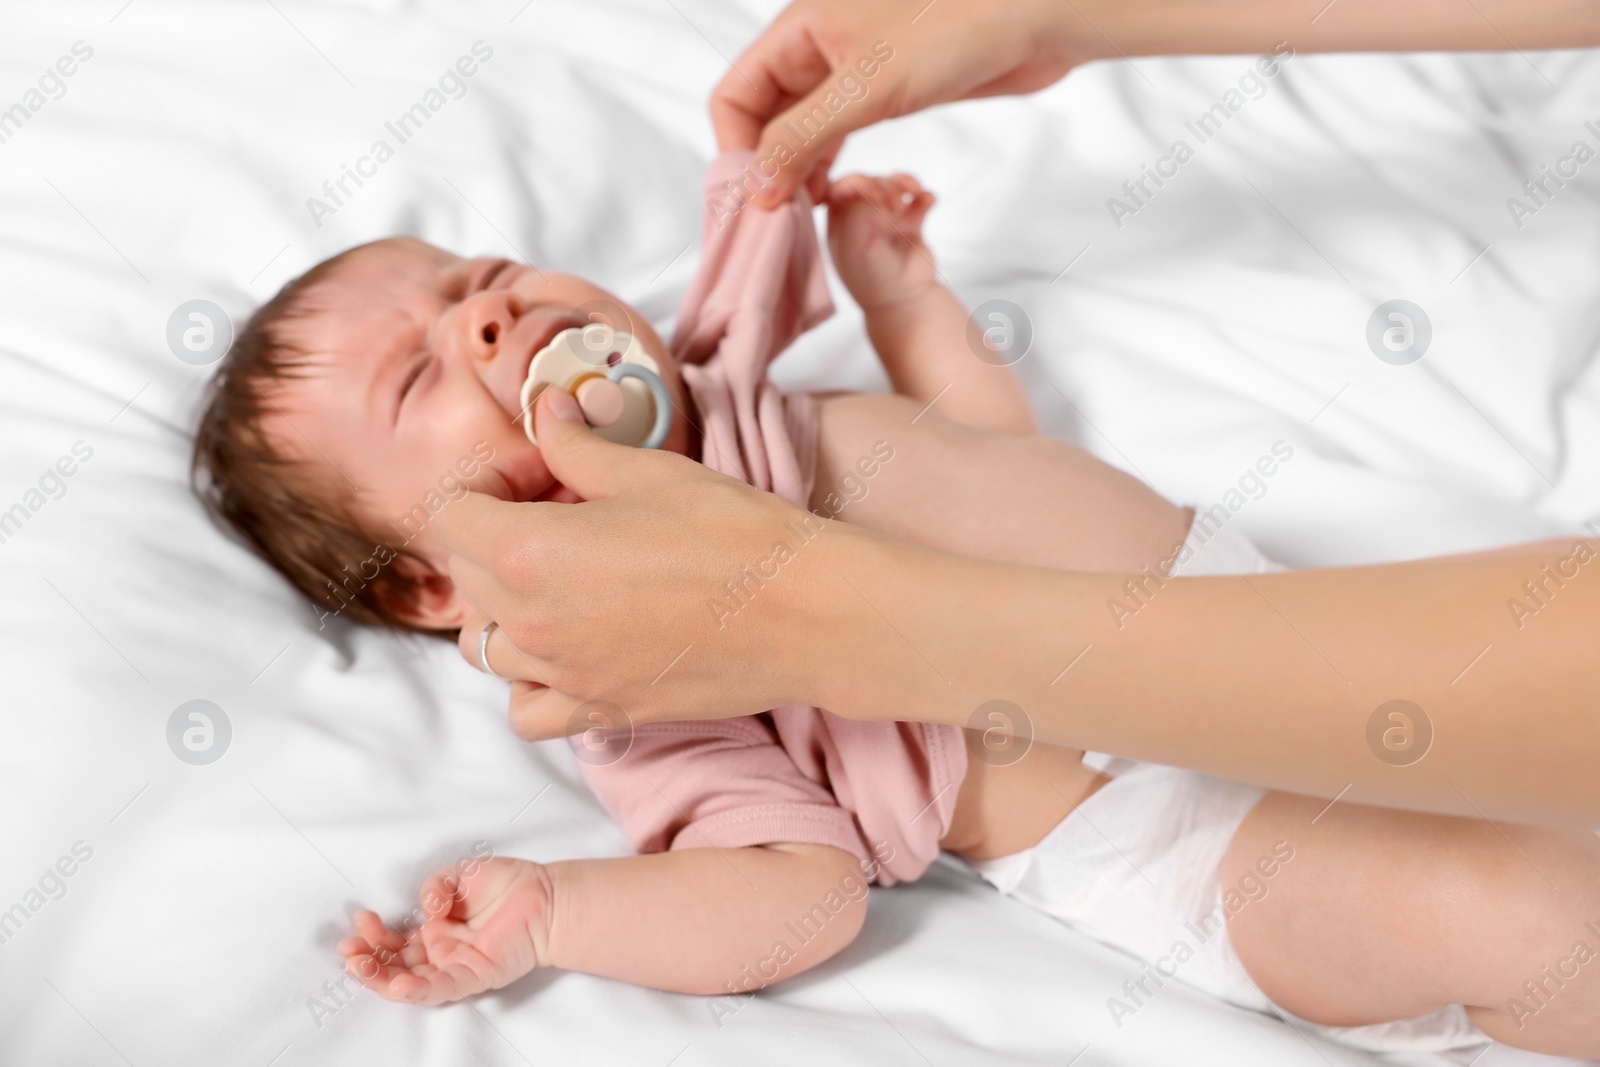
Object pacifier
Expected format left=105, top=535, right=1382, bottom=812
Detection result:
left=519, top=323, right=672, bottom=449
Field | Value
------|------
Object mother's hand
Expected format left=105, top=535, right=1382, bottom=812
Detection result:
left=436, top=389, right=856, bottom=739
left=711, top=0, right=1084, bottom=207
left=715, top=0, right=1600, bottom=209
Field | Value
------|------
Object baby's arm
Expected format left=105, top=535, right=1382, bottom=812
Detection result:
left=826, top=174, right=1037, bottom=436
left=341, top=845, right=867, bottom=1002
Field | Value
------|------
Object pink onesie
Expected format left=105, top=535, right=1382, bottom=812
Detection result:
left=574, top=153, right=968, bottom=885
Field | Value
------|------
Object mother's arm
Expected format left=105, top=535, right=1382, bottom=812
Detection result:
left=829, top=525, right=1600, bottom=827
left=714, top=0, right=1600, bottom=206
left=439, top=392, right=1600, bottom=825
left=811, top=393, right=1600, bottom=827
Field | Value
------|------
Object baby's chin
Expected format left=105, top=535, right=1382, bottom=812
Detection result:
left=490, top=440, right=593, bottom=504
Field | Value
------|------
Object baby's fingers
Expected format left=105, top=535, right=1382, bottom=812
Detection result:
left=901, top=190, right=936, bottom=230
left=341, top=947, right=474, bottom=1006
left=338, top=935, right=374, bottom=960
left=342, top=946, right=413, bottom=995
left=880, top=175, right=933, bottom=219
left=887, top=172, right=924, bottom=201
left=340, top=925, right=418, bottom=989
left=371, top=933, right=491, bottom=1005
left=352, top=908, right=409, bottom=955
left=837, top=173, right=892, bottom=210
left=826, top=175, right=870, bottom=207
left=419, top=869, right=472, bottom=921
left=397, top=961, right=487, bottom=1005
left=383, top=971, right=440, bottom=1003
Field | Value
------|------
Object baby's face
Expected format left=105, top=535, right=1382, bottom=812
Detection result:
left=263, top=237, right=689, bottom=627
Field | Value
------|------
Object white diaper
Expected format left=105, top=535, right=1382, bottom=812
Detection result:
left=970, top=519, right=1489, bottom=1054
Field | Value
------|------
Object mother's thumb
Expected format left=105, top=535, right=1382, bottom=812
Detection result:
left=533, top=386, right=644, bottom=500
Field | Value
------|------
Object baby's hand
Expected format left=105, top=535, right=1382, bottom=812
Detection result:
left=339, top=857, right=552, bottom=1005
left=825, top=173, right=939, bottom=313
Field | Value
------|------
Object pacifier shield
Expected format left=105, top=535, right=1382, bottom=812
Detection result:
left=520, top=325, right=670, bottom=449
left=572, top=298, right=634, bottom=366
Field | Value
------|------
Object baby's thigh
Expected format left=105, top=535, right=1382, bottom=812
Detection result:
left=1222, top=790, right=1600, bottom=1030
left=812, top=393, right=1190, bottom=573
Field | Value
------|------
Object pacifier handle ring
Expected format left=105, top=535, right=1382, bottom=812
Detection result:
left=606, top=364, right=673, bottom=450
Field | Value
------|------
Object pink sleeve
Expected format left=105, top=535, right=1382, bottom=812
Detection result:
left=573, top=717, right=874, bottom=869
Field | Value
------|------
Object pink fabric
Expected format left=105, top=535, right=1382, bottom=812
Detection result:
left=671, top=152, right=835, bottom=503
left=573, top=152, right=968, bottom=886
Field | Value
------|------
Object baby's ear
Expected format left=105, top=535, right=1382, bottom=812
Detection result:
left=376, top=553, right=470, bottom=631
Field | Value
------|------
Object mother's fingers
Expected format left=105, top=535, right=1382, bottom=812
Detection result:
left=507, top=681, right=588, bottom=742
left=428, top=489, right=532, bottom=569
left=802, top=140, right=843, bottom=204
left=456, top=609, right=552, bottom=685
left=445, top=552, right=519, bottom=651
left=456, top=608, right=591, bottom=741
left=710, top=9, right=833, bottom=151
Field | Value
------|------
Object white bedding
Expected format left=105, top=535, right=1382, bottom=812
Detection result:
left=2, top=2, right=1597, bottom=1064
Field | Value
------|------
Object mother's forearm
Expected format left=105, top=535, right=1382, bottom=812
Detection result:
left=804, top=529, right=1600, bottom=825
left=1071, top=0, right=1600, bottom=57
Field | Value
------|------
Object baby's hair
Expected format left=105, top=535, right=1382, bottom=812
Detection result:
left=190, top=240, right=442, bottom=636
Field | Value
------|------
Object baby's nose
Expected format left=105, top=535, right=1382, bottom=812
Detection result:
left=463, top=293, right=517, bottom=361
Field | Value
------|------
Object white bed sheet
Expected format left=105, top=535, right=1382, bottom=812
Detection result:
left=1, top=1, right=1596, bottom=1065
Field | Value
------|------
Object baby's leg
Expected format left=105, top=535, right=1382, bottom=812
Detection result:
left=813, top=393, right=1191, bottom=576
left=1223, top=791, right=1600, bottom=1057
